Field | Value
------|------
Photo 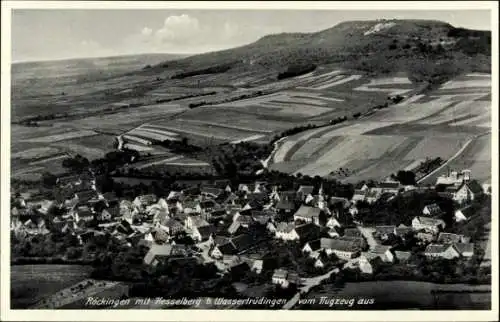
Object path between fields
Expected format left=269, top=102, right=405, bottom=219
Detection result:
left=417, top=131, right=491, bottom=184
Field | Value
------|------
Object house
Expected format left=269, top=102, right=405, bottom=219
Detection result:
left=75, top=205, right=94, bottom=222
left=416, top=232, right=435, bottom=243
left=37, top=200, right=55, bottom=215
left=74, top=189, right=99, bottom=204
left=394, top=225, right=413, bottom=238
left=56, top=174, right=81, bottom=186
left=275, top=199, right=296, bottom=214
left=294, top=223, right=321, bottom=242
left=244, top=192, right=270, bottom=210
left=327, top=228, right=340, bottom=238
left=185, top=215, right=210, bottom=230
left=482, top=182, right=491, bottom=195
left=449, top=181, right=484, bottom=204
left=356, top=252, right=381, bottom=274
left=238, top=183, right=254, bottom=194
left=102, top=192, right=119, bottom=206
left=297, top=185, right=314, bottom=201
left=302, top=239, right=321, bottom=255
left=272, top=269, right=289, bottom=288
left=412, top=216, right=446, bottom=234
left=200, top=186, right=223, bottom=199
left=314, top=257, right=325, bottom=268
left=343, top=227, right=362, bottom=238
left=100, top=209, right=113, bottom=222
left=365, top=189, right=381, bottom=204
left=436, top=169, right=471, bottom=186
left=274, top=222, right=299, bottom=241
left=454, top=207, right=475, bottom=222
left=437, top=232, right=467, bottom=244
left=394, top=251, right=412, bottom=263
left=328, top=196, right=350, bottom=210
left=143, top=244, right=188, bottom=266
left=374, top=226, right=396, bottom=241
left=182, top=199, right=202, bottom=215
left=320, top=237, right=361, bottom=260
left=424, top=244, right=460, bottom=260
left=422, top=203, right=443, bottom=217
left=351, top=190, right=367, bottom=203
left=293, top=205, right=321, bottom=225
left=376, top=181, right=401, bottom=194
left=247, top=259, right=263, bottom=274
left=133, top=194, right=157, bottom=209
left=228, top=221, right=244, bottom=235
left=369, top=245, right=394, bottom=262
left=192, top=225, right=215, bottom=242
left=210, top=233, right=260, bottom=258
left=167, top=190, right=185, bottom=201
left=159, top=218, right=184, bottom=236
left=326, top=217, right=341, bottom=229
left=454, top=243, right=474, bottom=257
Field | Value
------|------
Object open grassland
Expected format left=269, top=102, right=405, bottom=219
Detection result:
left=11, top=265, right=92, bottom=309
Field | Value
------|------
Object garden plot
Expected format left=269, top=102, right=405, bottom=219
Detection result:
left=21, top=130, right=97, bottom=143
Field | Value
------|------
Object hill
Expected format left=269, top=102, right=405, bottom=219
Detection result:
left=146, top=19, right=491, bottom=82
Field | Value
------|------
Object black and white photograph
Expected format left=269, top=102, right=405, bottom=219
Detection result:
left=1, top=1, right=498, bottom=321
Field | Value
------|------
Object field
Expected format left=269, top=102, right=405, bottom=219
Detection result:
left=270, top=72, right=491, bottom=183
left=11, top=265, right=92, bottom=309
left=11, top=56, right=490, bottom=183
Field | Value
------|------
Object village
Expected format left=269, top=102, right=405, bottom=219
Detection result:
left=10, top=164, right=491, bottom=308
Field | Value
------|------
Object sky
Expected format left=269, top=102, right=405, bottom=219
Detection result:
left=11, top=9, right=492, bottom=62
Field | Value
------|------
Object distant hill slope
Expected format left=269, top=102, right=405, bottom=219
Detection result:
left=12, top=53, right=188, bottom=82
left=148, top=19, right=491, bottom=83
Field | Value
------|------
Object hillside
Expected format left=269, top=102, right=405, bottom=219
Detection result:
left=147, top=19, right=491, bottom=81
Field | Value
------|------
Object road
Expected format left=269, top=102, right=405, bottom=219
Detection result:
left=282, top=268, right=339, bottom=310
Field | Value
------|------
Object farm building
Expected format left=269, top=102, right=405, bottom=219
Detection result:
left=293, top=205, right=321, bottom=225
left=412, top=216, right=446, bottom=234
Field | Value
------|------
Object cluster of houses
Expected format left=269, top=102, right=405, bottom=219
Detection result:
left=10, top=167, right=488, bottom=288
